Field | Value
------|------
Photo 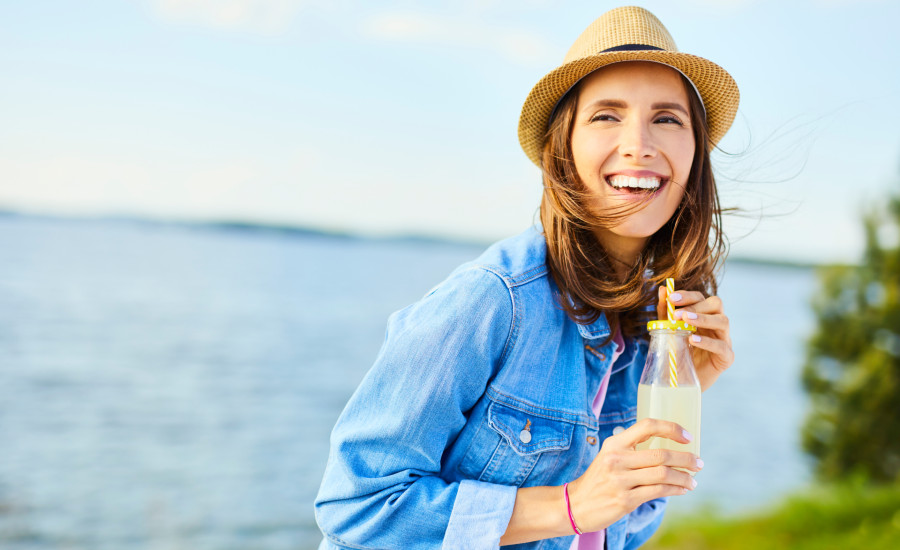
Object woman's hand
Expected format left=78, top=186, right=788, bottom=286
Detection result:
left=566, top=419, right=702, bottom=534
left=500, top=420, right=701, bottom=544
left=656, top=286, right=734, bottom=391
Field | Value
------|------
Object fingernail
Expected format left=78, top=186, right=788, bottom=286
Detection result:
left=696, top=458, right=704, bottom=469
left=691, top=335, right=701, bottom=343
left=691, top=478, right=698, bottom=489
left=685, top=311, right=698, bottom=320
left=670, top=292, right=682, bottom=302
left=682, top=429, right=693, bottom=442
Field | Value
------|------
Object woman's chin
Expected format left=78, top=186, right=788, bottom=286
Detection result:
left=606, top=221, right=667, bottom=241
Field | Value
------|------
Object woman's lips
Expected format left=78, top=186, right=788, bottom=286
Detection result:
left=605, top=174, right=668, bottom=197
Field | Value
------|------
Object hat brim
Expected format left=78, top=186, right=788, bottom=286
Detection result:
left=518, top=50, right=739, bottom=167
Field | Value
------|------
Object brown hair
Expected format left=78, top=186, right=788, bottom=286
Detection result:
left=539, top=72, right=727, bottom=341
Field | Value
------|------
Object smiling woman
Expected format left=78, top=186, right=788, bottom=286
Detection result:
left=572, top=63, right=695, bottom=267
left=315, top=6, right=740, bottom=550
left=541, top=60, right=722, bottom=338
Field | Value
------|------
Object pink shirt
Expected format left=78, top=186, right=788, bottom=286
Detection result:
left=570, top=329, right=626, bottom=550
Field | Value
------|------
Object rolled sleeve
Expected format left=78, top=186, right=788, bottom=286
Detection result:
left=315, top=266, right=516, bottom=549
left=443, top=480, right=517, bottom=549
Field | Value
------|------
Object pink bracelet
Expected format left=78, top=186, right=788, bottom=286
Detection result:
left=563, top=482, right=583, bottom=535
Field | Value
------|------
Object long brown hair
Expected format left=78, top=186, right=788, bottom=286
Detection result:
left=539, top=71, right=727, bottom=340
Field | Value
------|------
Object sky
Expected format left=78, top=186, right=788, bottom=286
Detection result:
left=1, top=0, right=898, bottom=263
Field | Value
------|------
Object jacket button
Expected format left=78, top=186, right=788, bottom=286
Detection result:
left=586, top=436, right=597, bottom=445
left=519, top=429, right=532, bottom=443
left=612, top=426, right=625, bottom=435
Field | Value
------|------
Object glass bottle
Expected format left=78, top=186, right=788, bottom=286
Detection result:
left=636, top=320, right=701, bottom=471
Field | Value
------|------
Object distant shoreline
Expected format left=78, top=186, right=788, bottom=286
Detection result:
left=0, top=208, right=831, bottom=270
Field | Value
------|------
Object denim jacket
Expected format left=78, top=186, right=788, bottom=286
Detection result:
left=315, top=226, right=666, bottom=549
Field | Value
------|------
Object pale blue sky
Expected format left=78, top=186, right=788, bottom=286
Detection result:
left=1, top=0, right=898, bottom=263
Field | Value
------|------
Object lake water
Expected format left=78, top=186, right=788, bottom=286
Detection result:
left=0, top=214, right=818, bottom=549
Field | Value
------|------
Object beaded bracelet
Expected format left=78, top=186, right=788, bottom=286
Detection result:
left=563, top=482, right=583, bottom=535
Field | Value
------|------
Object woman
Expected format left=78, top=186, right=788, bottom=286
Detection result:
left=315, top=6, right=737, bottom=549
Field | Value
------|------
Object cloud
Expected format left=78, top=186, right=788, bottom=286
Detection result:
left=811, top=0, right=889, bottom=5
left=361, top=12, right=555, bottom=66
left=0, top=150, right=266, bottom=220
left=150, top=0, right=308, bottom=34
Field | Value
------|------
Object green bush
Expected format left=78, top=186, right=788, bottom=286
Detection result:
left=802, top=191, right=900, bottom=482
left=646, top=481, right=900, bottom=550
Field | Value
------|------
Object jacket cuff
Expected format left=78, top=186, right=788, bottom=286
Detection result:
left=443, top=480, right=517, bottom=549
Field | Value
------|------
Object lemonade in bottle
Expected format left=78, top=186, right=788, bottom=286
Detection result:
left=636, top=286, right=702, bottom=473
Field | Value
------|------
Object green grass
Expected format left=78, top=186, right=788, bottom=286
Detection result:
left=645, top=482, right=900, bottom=550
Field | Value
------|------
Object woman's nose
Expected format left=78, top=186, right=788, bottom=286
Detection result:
left=618, top=121, right=657, bottom=160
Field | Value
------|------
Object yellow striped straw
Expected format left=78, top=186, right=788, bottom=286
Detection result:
left=666, top=278, right=676, bottom=323
left=666, top=278, right=678, bottom=388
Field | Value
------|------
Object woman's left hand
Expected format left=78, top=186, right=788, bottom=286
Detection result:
left=656, top=286, right=734, bottom=391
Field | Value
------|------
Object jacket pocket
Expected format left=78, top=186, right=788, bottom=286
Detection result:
left=458, top=400, right=575, bottom=486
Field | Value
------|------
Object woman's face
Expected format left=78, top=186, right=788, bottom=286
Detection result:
left=570, top=61, right=695, bottom=256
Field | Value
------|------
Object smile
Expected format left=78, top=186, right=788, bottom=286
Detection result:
left=605, top=175, right=667, bottom=193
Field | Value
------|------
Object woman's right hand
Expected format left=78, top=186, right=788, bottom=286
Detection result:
left=566, top=418, right=703, bottom=533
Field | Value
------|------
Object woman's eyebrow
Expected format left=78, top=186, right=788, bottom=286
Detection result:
left=581, top=99, right=689, bottom=116
left=651, top=102, right=689, bottom=116
left=581, top=99, right=628, bottom=113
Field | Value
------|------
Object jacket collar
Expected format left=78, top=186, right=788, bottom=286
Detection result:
left=576, top=311, right=611, bottom=341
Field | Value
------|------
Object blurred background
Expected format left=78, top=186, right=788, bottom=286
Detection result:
left=1, top=1, right=898, bottom=549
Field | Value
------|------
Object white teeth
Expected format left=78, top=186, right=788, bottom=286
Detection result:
left=607, top=175, right=661, bottom=189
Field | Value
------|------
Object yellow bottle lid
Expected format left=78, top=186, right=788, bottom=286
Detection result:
left=647, top=320, right=698, bottom=332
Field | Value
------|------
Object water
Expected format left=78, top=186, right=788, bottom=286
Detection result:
left=0, top=215, right=817, bottom=548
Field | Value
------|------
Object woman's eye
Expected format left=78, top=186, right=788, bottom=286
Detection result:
left=589, top=113, right=618, bottom=123
left=655, top=115, right=684, bottom=126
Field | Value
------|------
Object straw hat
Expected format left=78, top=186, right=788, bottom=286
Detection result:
left=518, top=6, right=739, bottom=167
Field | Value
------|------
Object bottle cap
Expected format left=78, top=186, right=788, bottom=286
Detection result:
left=647, top=320, right=698, bottom=332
